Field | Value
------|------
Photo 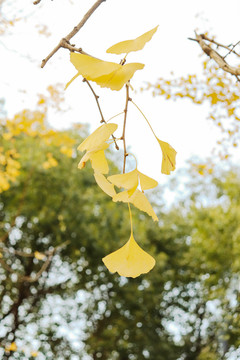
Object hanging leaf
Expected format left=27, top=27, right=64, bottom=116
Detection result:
left=108, top=168, right=158, bottom=194
left=106, top=25, right=159, bottom=55
left=78, top=143, right=109, bottom=174
left=70, top=53, right=119, bottom=78
left=90, top=63, right=144, bottom=91
left=78, top=123, right=117, bottom=152
left=108, top=169, right=138, bottom=190
left=90, top=149, right=109, bottom=174
left=94, top=172, right=116, bottom=197
left=137, top=170, right=158, bottom=190
left=157, top=138, right=177, bottom=175
left=113, top=189, right=158, bottom=222
left=67, top=53, right=144, bottom=91
left=102, top=232, right=155, bottom=278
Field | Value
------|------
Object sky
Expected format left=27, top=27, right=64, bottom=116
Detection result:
left=1, top=0, right=240, bottom=183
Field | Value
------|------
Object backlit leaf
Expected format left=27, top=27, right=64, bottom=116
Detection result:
left=108, top=169, right=157, bottom=193
left=78, top=143, right=109, bottom=173
left=106, top=26, right=159, bottom=55
left=157, top=138, right=177, bottom=175
left=90, top=150, right=109, bottom=174
left=108, top=169, right=138, bottom=190
left=68, top=53, right=144, bottom=91
left=94, top=172, right=116, bottom=197
left=113, top=189, right=158, bottom=222
left=91, top=63, right=144, bottom=91
left=70, top=53, right=119, bottom=78
left=138, top=170, right=158, bottom=190
left=102, top=233, right=155, bottom=278
left=78, top=123, right=117, bottom=152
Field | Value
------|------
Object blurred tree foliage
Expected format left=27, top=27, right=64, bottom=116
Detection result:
left=0, top=107, right=240, bottom=360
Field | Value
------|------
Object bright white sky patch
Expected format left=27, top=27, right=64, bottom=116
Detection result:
left=1, top=0, right=240, bottom=180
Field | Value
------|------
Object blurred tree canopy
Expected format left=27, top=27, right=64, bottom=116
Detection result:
left=0, top=107, right=240, bottom=359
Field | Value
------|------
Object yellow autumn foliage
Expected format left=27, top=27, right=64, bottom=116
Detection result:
left=67, top=53, right=144, bottom=91
left=102, top=232, right=155, bottom=278
left=106, top=26, right=158, bottom=55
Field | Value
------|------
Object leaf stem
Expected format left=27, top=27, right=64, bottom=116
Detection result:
left=83, top=79, right=119, bottom=150
left=128, top=203, right=133, bottom=236
left=127, top=152, right=138, bottom=168
left=122, top=84, right=131, bottom=173
left=131, top=99, right=158, bottom=140
left=106, top=111, right=125, bottom=123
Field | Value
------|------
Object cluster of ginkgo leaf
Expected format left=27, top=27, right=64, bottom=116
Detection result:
left=67, top=26, right=177, bottom=278
left=0, top=109, right=76, bottom=192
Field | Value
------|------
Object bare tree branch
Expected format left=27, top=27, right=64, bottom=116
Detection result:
left=189, top=32, right=240, bottom=79
left=41, top=0, right=107, bottom=68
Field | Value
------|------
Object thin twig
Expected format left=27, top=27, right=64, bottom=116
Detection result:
left=83, top=78, right=119, bottom=150
left=200, top=34, right=240, bottom=58
left=20, top=253, right=53, bottom=283
left=121, top=84, right=131, bottom=173
left=83, top=79, right=105, bottom=123
left=41, top=0, right=106, bottom=68
left=0, top=241, right=70, bottom=283
left=190, top=32, right=240, bottom=78
left=0, top=240, right=70, bottom=258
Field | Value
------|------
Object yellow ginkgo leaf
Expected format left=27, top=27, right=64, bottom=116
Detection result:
left=70, top=53, right=119, bottom=78
left=108, top=169, right=138, bottom=190
left=157, top=138, right=177, bottom=175
left=107, top=25, right=159, bottom=55
left=94, top=172, right=116, bottom=197
left=108, top=169, right=158, bottom=195
left=137, top=170, right=158, bottom=190
left=34, top=251, right=45, bottom=260
left=90, top=150, right=109, bottom=174
left=113, top=189, right=158, bottom=222
left=78, top=143, right=109, bottom=174
left=90, top=62, right=144, bottom=91
left=102, top=233, right=155, bottom=278
left=5, top=342, right=17, bottom=352
left=68, top=53, right=144, bottom=91
left=78, top=123, right=117, bottom=152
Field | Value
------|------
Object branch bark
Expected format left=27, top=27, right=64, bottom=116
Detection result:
left=41, top=0, right=107, bottom=68
left=190, top=33, right=240, bottom=79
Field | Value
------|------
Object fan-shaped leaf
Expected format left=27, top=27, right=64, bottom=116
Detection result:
left=102, top=233, right=155, bottom=278
left=94, top=172, right=116, bottom=197
left=106, top=26, right=159, bottom=55
left=68, top=53, right=144, bottom=91
left=78, top=124, right=117, bottom=152
left=157, top=138, right=177, bottom=175
left=113, top=189, right=158, bottom=222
